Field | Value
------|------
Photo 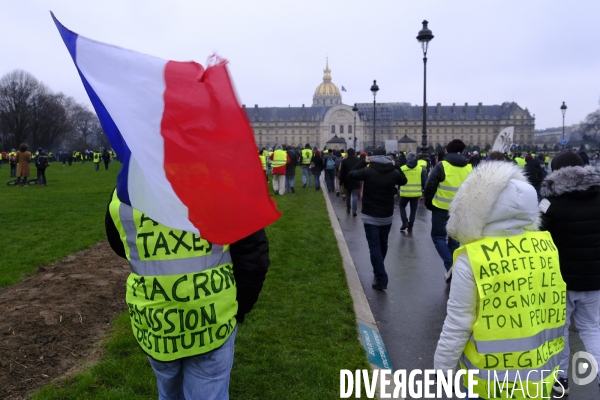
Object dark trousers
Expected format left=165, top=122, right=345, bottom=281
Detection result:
left=431, top=207, right=459, bottom=271
left=364, top=223, right=392, bottom=287
left=104, top=160, right=109, bottom=170
left=399, top=197, right=419, bottom=227
left=37, top=167, right=47, bottom=185
left=10, top=164, right=16, bottom=177
left=324, top=169, right=335, bottom=192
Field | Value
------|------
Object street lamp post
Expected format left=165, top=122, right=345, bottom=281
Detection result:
left=417, top=20, right=434, bottom=160
left=371, top=80, right=379, bottom=152
left=560, top=101, right=567, bottom=150
left=352, top=103, right=358, bottom=150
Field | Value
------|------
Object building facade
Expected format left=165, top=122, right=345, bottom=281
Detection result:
left=245, top=61, right=536, bottom=151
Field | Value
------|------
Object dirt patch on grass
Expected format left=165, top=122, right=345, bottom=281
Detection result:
left=0, top=241, right=130, bottom=399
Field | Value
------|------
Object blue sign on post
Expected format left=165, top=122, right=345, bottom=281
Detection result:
left=561, top=138, right=568, bottom=145
left=358, top=323, right=393, bottom=370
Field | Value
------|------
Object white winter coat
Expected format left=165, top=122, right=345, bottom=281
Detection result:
left=433, top=161, right=540, bottom=371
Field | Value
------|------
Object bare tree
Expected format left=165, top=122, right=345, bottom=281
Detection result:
left=580, top=109, right=600, bottom=140
left=30, top=92, right=74, bottom=149
left=0, top=70, right=41, bottom=148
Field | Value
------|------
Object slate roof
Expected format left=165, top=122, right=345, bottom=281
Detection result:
left=244, top=105, right=331, bottom=122
left=326, top=135, right=346, bottom=143
left=244, top=102, right=534, bottom=123
left=398, top=134, right=417, bottom=143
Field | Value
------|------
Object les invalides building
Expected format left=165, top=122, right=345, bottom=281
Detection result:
left=245, top=60, right=535, bottom=152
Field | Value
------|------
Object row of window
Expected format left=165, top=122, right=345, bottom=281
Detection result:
left=331, top=125, right=353, bottom=134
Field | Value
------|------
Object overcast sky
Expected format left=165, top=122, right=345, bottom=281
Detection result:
left=2, top=0, right=598, bottom=130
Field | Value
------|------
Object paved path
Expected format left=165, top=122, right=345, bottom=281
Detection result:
left=326, top=190, right=598, bottom=399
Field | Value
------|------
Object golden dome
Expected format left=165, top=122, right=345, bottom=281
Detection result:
left=314, top=58, right=340, bottom=98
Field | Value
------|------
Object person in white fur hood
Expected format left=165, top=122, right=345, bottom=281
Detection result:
left=434, top=161, right=567, bottom=398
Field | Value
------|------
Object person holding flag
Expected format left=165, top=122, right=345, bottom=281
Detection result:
left=53, top=13, right=279, bottom=399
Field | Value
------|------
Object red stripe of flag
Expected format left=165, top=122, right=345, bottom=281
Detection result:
left=161, top=60, right=280, bottom=244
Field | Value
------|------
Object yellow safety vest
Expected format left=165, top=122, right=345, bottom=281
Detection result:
left=400, top=165, right=423, bottom=198
left=417, top=159, right=427, bottom=169
left=432, top=161, right=473, bottom=210
left=515, top=157, right=526, bottom=168
left=108, top=191, right=237, bottom=362
left=259, top=155, right=266, bottom=170
left=544, top=156, right=550, bottom=163
left=93, top=152, right=101, bottom=163
left=457, top=231, right=566, bottom=399
left=271, top=149, right=287, bottom=168
left=301, top=149, right=313, bottom=165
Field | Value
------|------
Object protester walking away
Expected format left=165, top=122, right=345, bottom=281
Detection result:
left=15, top=143, right=32, bottom=186
left=259, top=149, right=268, bottom=182
left=93, top=150, right=101, bottom=171
left=468, top=150, right=481, bottom=167
left=577, top=147, right=590, bottom=165
left=523, top=154, right=546, bottom=201
left=102, top=149, right=111, bottom=170
left=35, top=148, right=50, bottom=186
left=323, top=150, right=336, bottom=193
left=334, top=150, right=343, bottom=196
left=434, top=161, right=566, bottom=399
left=399, top=152, right=427, bottom=232
left=537, top=152, right=600, bottom=396
left=339, top=148, right=361, bottom=216
left=105, top=190, right=270, bottom=400
left=301, top=143, right=313, bottom=188
left=310, top=150, right=323, bottom=191
left=349, top=149, right=407, bottom=290
left=396, top=151, right=407, bottom=168
left=285, top=145, right=297, bottom=193
left=269, top=144, right=290, bottom=196
left=9, top=148, right=17, bottom=177
left=423, top=139, right=473, bottom=283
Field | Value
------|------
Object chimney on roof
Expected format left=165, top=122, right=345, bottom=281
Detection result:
left=477, top=102, right=482, bottom=114
left=502, top=102, right=507, bottom=112
left=451, top=103, right=456, bottom=113
left=436, top=103, right=441, bottom=114
left=254, top=104, right=259, bottom=115
left=464, top=103, right=468, bottom=113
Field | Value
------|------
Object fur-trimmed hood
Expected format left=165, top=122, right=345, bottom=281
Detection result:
left=447, top=161, right=539, bottom=244
left=540, top=165, right=600, bottom=197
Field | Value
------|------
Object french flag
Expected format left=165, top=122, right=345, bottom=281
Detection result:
left=52, top=13, right=280, bottom=244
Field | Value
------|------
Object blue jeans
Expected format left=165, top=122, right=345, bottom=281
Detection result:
left=324, top=169, right=335, bottom=192
left=364, top=223, right=392, bottom=287
left=431, top=207, right=459, bottom=272
left=301, top=165, right=313, bottom=187
left=399, top=197, right=419, bottom=227
left=148, top=327, right=237, bottom=400
left=346, top=189, right=359, bottom=213
left=285, top=173, right=295, bottom=192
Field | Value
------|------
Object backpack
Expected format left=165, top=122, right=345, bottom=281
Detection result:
left=9, top=155, right=15, bottom=163
left=325, top=157, right=335, bottom=170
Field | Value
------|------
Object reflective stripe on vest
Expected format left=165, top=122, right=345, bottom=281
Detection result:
left=457, top=231, right=566, bottom=399
left=432, top=161, right=472, bottom=210
left=271, top=149, right=287, bottom=168
left=109, top=191, right=237, bottom=361
left=302, top=149, right=313, bottom=164
left=400, top=165, right=423, bottom=197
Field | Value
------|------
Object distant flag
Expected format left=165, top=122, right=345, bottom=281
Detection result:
left=51, top=12, right=280, bottom=244
left=341, top=86, right=347, bottom=92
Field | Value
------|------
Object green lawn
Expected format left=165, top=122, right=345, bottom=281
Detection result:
left=0, top=160, right=120, bottom=288
left=3, top=170, right=370, bottom=399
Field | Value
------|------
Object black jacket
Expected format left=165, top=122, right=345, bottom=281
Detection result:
left=105, top=196, right=270, bottom=323
left=540, top=166, right=600, bottom=291
left=423, top=152, right=468, bottom=211
left=286, top=150, right=297, bottom=174
left=339, top=155, right=361, bottom=191
left=523, top=158, right=546, bottom=189
left=348, top=156, right=407, bottom=218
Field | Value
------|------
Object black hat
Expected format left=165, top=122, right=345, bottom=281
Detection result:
left=446, top=139, right=465, bottom=153
left=551, top=152, right=584, bottom=171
